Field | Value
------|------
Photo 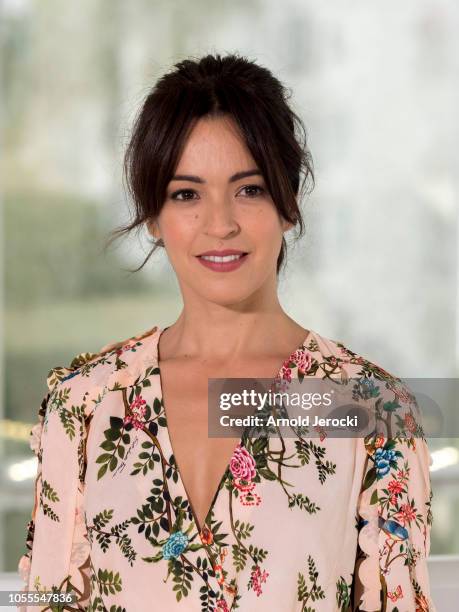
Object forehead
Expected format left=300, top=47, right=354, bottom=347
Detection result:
left=176, top=114, right=257, bottom=174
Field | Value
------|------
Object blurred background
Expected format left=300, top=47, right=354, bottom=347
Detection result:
left=0, top=0, right=458, bottom=608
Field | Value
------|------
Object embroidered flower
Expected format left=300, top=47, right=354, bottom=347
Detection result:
left=123, top=394, right=147, bottom=429
left=162, top=531, right=188, bottom=560
left=131, top=394, right=147, bottom=412
left=394, top=503, right=417, bottom=526
left=361, top=378, right=376, bottom=393
left=216, top=599, right=229, bottom=611
left=375, top=434, right=385, bottom=448
left=387, top=480, right=403, bottom=496
left=233, top=478, right=262, bottom=506
left=279, top=346, right=315, bottom=378
left=250, top=566, right=269, bottom=596
left=397, top=468, right=409, bottom=482
left=214, top=564, right=225, bottom=586
left=233, top=479, right=255, bottom=492
left=229, top=445, right=256, bottom=481
left=290, top=348, right=313, bottom=374
left=199, top=525, right=213, bottom=546
left=374, top=447, right=397, bottom=478
left=240, top=490, right=262, bottom=506
left=239, top=485, right=260, bottom=505
left=279, top=361, right=293, bottom=382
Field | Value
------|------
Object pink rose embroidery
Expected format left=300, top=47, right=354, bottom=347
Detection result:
left=290, top=348, right=313, bottom=374
left=230, top=445, right=263, bottom=506
left=229, top=445, right=256, bottom=481
left=279, top=347, right=313, bottom=382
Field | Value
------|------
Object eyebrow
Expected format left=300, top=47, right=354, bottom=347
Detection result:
left=170, top=169, right=262, bottom=184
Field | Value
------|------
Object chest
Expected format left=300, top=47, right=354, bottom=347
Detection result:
left=157, top=357, right=285, bottom=528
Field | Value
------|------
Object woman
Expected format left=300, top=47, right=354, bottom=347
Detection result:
left=18, top=53, right=436, bottom=611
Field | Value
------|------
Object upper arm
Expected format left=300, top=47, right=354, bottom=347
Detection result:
left=354, top=376, right=436, bottom=611
left=18, top=382, right=90, bottom=610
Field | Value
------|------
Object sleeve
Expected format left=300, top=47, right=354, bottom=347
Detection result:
left=17, top=383, right=91, bottom=611
left=353, top=378, right=437, bottom=612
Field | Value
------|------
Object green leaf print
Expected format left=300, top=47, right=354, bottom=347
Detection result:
left=297, top=555, right=326, bottom=611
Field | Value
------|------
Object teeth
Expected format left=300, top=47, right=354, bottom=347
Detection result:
left=201, top=254, right=244, bottom=262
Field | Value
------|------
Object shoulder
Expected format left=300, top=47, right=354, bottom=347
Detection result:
left=308, top=329, right=424, bottom=435
left=44, top=324, right=162, bottom=401
left=29, top=325, right=161, bottom=457
left=315, top=331, right=430, bottom=452
left=307, top=328, right=402, bottom=384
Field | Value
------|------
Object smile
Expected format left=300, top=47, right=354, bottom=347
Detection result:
left=196, top=252, right=249, bottom=272
left=201, top=254, right=243, bottom=262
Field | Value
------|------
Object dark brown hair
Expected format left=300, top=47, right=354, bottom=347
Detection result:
left=105, top=52, right=315, bottom=275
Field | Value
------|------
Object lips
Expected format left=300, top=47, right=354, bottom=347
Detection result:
left=196, top=249, right=248, bottom=257
left=196, top=251, right=249, bottom=272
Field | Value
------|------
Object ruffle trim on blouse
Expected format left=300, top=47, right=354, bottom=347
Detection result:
left=304, top=332, right=383, bottom=609
left=18, top=395, right=49, bottom=595
left=355, top=445, right=381, bottom=612
left=68, top=482, right=92, bottom=607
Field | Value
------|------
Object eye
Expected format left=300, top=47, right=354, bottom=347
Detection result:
left=170, top=189, right=198, bottom=201
left=239, top=184, right=266, bottom=198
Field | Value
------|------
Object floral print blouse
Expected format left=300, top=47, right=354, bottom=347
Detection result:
left=17, top=325, right=436, bottom=611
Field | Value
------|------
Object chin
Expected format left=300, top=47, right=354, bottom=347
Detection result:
left=196, top=286, right=258, bottom=306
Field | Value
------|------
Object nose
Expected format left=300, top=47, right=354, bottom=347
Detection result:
left=202, top=199, right=241, bottom=239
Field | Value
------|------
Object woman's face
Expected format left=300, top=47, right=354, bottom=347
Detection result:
left=148, top=114, right=293, bottom=306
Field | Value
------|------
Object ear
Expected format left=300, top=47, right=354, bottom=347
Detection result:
left=146, top=218, right=161, bottom=240
left=281, top=218, right=294, bottom=233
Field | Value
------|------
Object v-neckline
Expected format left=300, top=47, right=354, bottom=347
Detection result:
left=154, top=325, right=312, bottom=534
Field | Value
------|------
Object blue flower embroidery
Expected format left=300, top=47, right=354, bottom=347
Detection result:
left=162, top=531, right=188, bottom=560
left=374, top=447, right=397, bottom=478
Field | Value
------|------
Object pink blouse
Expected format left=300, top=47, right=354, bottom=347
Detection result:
left=17, top=325, right=436, bottom=611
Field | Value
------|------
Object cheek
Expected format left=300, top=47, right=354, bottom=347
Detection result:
left=245, top=207, right=284, bottom=242
left=160, top=209, right=199, bottom=244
